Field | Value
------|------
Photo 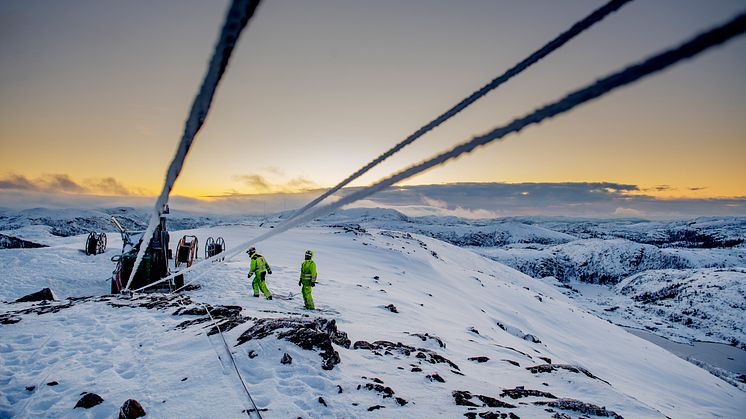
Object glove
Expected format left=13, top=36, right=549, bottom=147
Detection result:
left=298, top=280, right=302, bottom=286
left=311, top=282, right=316, bottom=287
left=268, top=269, right=272, bottom=275
left=247, top=272, right=253, bottom=279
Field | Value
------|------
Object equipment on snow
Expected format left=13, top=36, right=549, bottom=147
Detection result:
left=205, top=236, right=226, bottom=260
left=175, top=235, right=198, bottom=268
left=109, top=212, right=182, bottom=293
left=85, top=232, right=107, bottom=256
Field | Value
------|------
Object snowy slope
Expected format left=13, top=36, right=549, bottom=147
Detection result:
left=1, top=225, right=743, bottom=418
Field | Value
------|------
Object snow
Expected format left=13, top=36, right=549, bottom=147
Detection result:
left=1, top=223, right=744, bottom=418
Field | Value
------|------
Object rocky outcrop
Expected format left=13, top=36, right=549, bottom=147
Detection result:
left=237, top=317, right=350, bottom=370
left=74, top=392, right=104, bottom=409
left=0, top=234, right=47, bottom=249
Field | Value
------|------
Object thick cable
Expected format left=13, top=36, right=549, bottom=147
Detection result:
left=137, top=10, right=746, bottom=293
left=124, top=0, right=262, bottom=291
left=201, top=303, right=263, bottom=418
left=285, top=0, right=633, bottom=222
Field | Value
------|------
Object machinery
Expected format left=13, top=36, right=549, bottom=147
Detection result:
left=109, top=207, right=182, bottom=293
left=175, top=235, right=198, bottom=268
left=205, top=236, right=226, bottom=261
left=85, top=232, right=107, bottom=255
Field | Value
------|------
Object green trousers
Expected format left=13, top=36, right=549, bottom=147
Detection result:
left=252, top=271, right=271, bottom=299
left=301, top=284, right=314, bottom=309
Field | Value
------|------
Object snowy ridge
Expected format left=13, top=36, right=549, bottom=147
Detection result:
left=1, top=225, right=743, bottom=417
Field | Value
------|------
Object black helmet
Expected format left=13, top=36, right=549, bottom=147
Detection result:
left=305, top=249, right=313, bottom=259
left=247, top=247, right=256, bottom=256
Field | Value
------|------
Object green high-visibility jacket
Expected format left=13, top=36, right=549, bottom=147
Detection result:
left=300, top=259, right=317, bottom=286
left=249, top=254, right=270, bottom=275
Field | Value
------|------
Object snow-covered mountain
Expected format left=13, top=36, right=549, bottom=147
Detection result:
left=2, top=224, right=744, bottom=417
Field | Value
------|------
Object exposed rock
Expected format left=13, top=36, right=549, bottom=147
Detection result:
left=500, top=386, right=557, bottom=400
left=74, top=392, right=104, bottom=409
left=395, top=397, right=408, bottom=406
left=465, top=412, right=519, bottom=419
left=526, top=364, right=609, bottom=385
left=353, top=340, right=459, bottom=370
left=408, top=332, right=445, bottom=348
left=468, top=327, right=480, bottom=335
left=16, top=288, right=57, bottom=303
left=468, top=356, right=489, bottom=363
left=427, top=373, right=445, bottom=383
left=384, top=304, right=399, bottom=313
left=502, top=359, right=520, bottom=367
left=47, top=381, right=59, bottom=386
left=368, top=405, right=384, bottom=411
left=25, top=386, right=35, bottom=391
left=452, top=391, right=515, bottom=409
left=318, top=397, right=327, bottom=407
left=0, top=233, right=47, bottom=249
left=535, top=398, right=623, bottom=418
left=337, top=385, right=343, bottom=394
left=237, top=317, right=349, bottom=370
left=281, top=353, right=293, bottom=365
left=118, top=399, right=146, bottom=419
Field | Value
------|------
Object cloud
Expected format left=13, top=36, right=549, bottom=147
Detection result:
left=231, top=173, right=319, bottom=194
left=0, top=173, right=135, bottom=196
left=0, top=174, right=39, bottom=191
left=613, top=207, right=647, bottom=217
left=85, top=177, right=133, bottom=195
left=235, top=175, right=272, bottom=193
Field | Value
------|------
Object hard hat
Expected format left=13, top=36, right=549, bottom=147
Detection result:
left=247, top=247, right=256, bottom=255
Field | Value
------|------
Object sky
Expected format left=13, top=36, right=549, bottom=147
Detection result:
left=1, top=0, right=745, bottom=217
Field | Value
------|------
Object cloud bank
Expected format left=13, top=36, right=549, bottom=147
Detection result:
left=0, top=180, right=744, bottom=219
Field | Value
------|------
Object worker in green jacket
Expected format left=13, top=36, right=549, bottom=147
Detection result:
left=298, top=249, right=317, bottom=309
left=247, top=247, right=272, bottom=300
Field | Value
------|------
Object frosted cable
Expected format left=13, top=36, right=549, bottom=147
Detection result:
left=285, top=0, right=633, bottom=222
left=125, top=0, right=262, bottom=291
left=137, top=10, right=746, bottom=293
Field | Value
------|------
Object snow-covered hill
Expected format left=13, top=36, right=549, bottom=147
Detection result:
left=1, top=225, right=743, bottom=418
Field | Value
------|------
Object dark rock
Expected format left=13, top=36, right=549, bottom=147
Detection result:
left=427, top=373, right=445, bottom=383
left=353, top=340, right=459, bottom=370
left=535, top=398, right=623, bottom=418
left=337, top=385, right=343, bottom=394
left=476, top=395, right=515, bottom=409
left=371, top=377, right=383, bottom=384
left=384, top=304, right=399, bottom=313
left=237, top=317, right=349, bottom=370
left=362, top=383, right=395, bottom=398
left=368, top=405, right=384, bottom=411
left=318, top=397, right=327, bottom=407
left=469, top=356, right=489, bottom=363
left=281, top=353, right=293, bottom=365
left=500, top=387, right=557, bottom=399
left=248, top=350, right=258, bottom=359
left=47, top=381, right=59, bottom=386
left=468, top=327, right=480, bottom=335
left=25, top=386, right=35, bottom=391
left=0, top=234, right=47, bottom=249
left=181, top=377, right=187, bottom=382
left=452, top=369, right=465, bottom=376
left=373, top=276, right=380, bottom=280
left=74, top=392, right=104, bottom=409
left=409, top=332, right=446, bottom=348
left=502, top=359, right=520, bottom=367
left=453, top=391, right=515, bottom=409
left=552, top=413, right=572, bottom=419
left=118, top=399, right=146, bottom=419
left=395, top=397, right=408, bottom=406
left=526, top=364, right=609, bottom=385
left=411, top=367, right=422, bottom=372
left=538, top=357, right=551, bottom=364
left=453, top=390, right=480, bottom=407
left=0, top=314, right=22, bottom=324
left=16, top=288, right=57, bottom=303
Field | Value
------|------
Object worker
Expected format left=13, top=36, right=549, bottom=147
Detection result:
left=247, top=247, right=272, bottom=300
left=298, top=249, right=317, bottom=309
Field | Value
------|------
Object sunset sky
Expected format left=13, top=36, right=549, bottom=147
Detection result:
left=1, top=0, right=745, bottom=214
